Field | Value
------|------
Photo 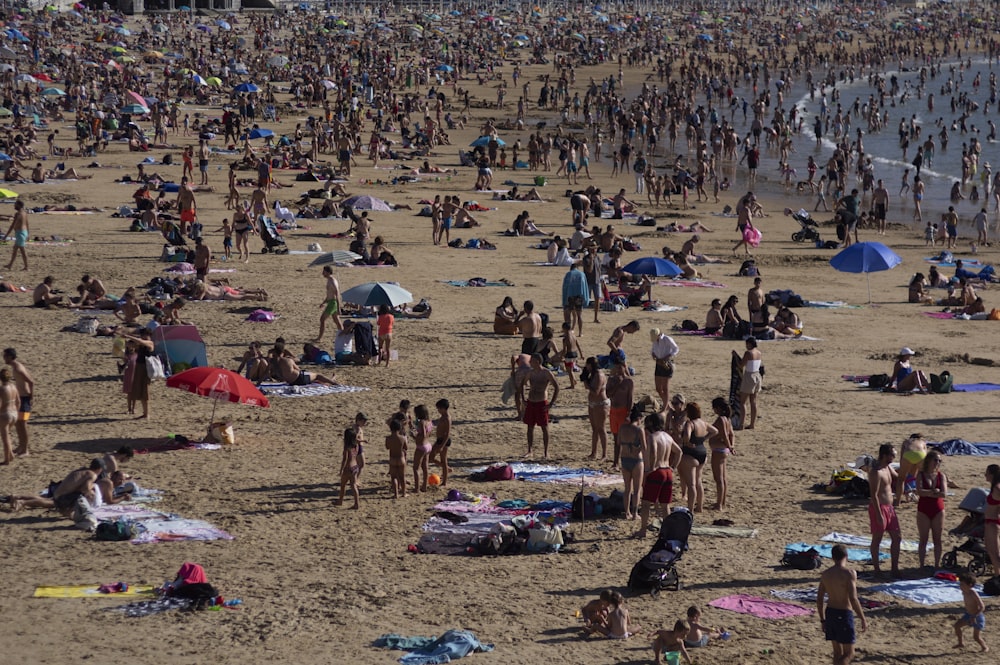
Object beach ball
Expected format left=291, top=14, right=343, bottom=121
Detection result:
left=446, top=489, right=462, bottom=501
left=428, top=474, right=442, bottom=486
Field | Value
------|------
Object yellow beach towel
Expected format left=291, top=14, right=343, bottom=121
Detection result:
left=33, top=584, right=156, bottom=598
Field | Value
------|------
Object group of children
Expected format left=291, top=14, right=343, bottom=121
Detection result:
left=336, top=400, right=453, bottom=509
left=581, top=590, right=726, bottom=664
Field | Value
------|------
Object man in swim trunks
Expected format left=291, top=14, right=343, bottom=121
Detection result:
left=817, top=544, right=868, bottom=665
left=10, top=459, right=103, bottom=515
left=176, top=177, right=197, bottom=236
left=316, top=266, right=343, bottom=342
left=32, top=276, right=62, bottom=308
left=198, top=139, right=210, bottom=186
left=869, top=443, right=901, bottom=578
left=4, top=200, right=28, bottom=271
left=3, top=348, right=32, bottom=456
left=193, top=237, right=211, bottom=280
left=636, top=412, right=681, bottom=539
left=516, top=353, right=559, bottom=459
left=275, top=344, right=338, bottom=386
left=515, top=300, right=543, bottom=355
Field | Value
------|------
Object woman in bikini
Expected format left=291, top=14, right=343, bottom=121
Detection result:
left=0, top=368, right=19, bottom=465
left=411, top=404, right=432, bottom=493
left=232, top=203, right=255, bottom=262
left=679, top=402, right=717, bottom=513
left=708, top=397, right=735, bottom=510
left=915, top=451, right=947, bottom=569
left=985, top=464, right=1000, bottom=575
left=617, top=406, right=645, bottom=520
left=581, top=357, right=609, bottom=460
left=336, top=427, right=361, bottom=509
left=896, top=433, right=928, bottom=504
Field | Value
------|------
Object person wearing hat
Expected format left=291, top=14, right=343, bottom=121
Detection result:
left=891, top=347, right=929, bottom=394
left=650, top=328, right=679, bottom=415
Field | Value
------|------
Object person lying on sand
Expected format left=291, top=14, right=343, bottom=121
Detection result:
left=189, top=281, right=268, bottom=302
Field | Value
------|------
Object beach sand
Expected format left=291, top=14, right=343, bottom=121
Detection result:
left=1, top=9, right=998, bottom=665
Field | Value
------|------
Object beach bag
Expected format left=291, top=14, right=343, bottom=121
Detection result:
left=738, top=259, right=759, bottom=277
left=307, top=242, right=322, bottom=252
left=95, top=519, right=135, bottom=542
left=681, top=319, right=699, bottom=331
left=930, top=371, right=953, bottom=394
left=868, top=374, right=891, bottom=390
left=572, top=492, right=600, bottom=519
left=75, top=316, right=100, bottom=334
left=600, top=489, right=626, bottom=517
left=984, top=576, right=1000, bottom=597
left=145, top=355, right=166, bottom=381
left=743, top=224, right=762, bottom=247
left=112, top=336, right=126, bottom=358
left=989, top=309, right=1000, bottom=321
left=526, top=526, right=564, bottom=553
left=781, top=547, right=822, bottom=570
left=484, top=463, right=515, bottom=481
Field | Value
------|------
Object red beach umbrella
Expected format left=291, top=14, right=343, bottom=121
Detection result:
left=166, top=367, right=269, bottom=425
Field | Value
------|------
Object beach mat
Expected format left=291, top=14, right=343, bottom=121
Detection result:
left=821, top=532, right=920, bottom=553
left=486, top=462, right=623, bottom=486
left=805, top=301, right=858, bottom=308
left=785, top=542, right=887, bottom=562
left=867, top=577, right=990, bottom=605
left=130, top=517, right=234, bottom=544
left=708, top=594, right=813, bottom=619
left=953, top=383, right=1000, bottom=392
left=647, top=304, right=688, bottom=312
left=258, top=383, right=369, bottom=397
left=657, top=279, right=727, bottom=289
left=770, top=588, right=894, bottom=610
left=442, top=280, right=508, bottom=287
left=691, top=525, right=757, bottom=538
left=922, top=311, right=955, bottom=319
left=33, top=584, right=156, bottom=598
left=106, top=596, right=193, bottom=617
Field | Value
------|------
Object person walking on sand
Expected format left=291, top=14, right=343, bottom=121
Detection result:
left=734, top=337, right=762, bottom=430
left=3, top=348, right=32, bottom=456
left=316, top=266, right=342, bottom=342
left=176, top=176, right=197, bottom=237
left=817, top=544, right=868, bottom=665
left=869, top=443, right=902, bottom=578
left=4, top=200, right=29, bottom=271
left=517, top=353, right=559, bottom=459
left=954, top=572, right=989, bottom=652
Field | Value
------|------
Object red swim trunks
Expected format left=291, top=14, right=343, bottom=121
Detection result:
left=609, top=406, right=629, bottom=435
left=523, top=399, right=549, bottom=427
left=642, top=467, right=673, bottom=504
left=868, top=503, right=900, bottom=534
left=180, top=209, right=196, bottom=223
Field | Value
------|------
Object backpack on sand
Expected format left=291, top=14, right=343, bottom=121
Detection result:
left=781, top=548, right=822, bottom=570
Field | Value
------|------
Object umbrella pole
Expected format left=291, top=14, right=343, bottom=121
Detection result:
left=209, top=395, right=219, bottom=432
left=867, top=272, right=872, bottom=304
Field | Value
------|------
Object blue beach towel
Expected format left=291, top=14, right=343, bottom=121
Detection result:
left=952, top=383, right=1000, bottom=392
left=785, top=543, right=887, bottom=562
left=868, top=577, right=989, bottom=605
left=375, top=630, right=493, bottom=665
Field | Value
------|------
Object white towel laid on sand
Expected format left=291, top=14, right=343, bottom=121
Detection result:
left=258, top=382, right=369, bottom=397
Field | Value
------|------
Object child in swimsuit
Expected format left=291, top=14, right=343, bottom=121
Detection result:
left=336, top=427, right=361, bottom=509
left=652, top=620, right=692, bottom=665
left=385, top=418, right=408, bottom=499
left=953, top=572, right=988, bottom=652
left=411, top=404, right=432, bottom=493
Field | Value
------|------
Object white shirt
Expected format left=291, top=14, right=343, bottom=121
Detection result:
left=335, top=331, right=354, bottom=355
left=651, top=334, right=680, bottom=361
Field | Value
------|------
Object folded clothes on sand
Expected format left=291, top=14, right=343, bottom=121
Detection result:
left=708, top=594, right=813, bottom=619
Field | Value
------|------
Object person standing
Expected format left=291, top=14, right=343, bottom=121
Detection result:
left=582, top=245, right=602, bottom=324
left=316, top=266, right=342, bottom=342
left=4, top=200, right=29, bottom=271
left=0, top=367, right=19, bottom=465
left=193, top=237, right=212, bottom=281
left=636, top=412, right=681, bottom=539
left=176, top=176, right=197, bottom=236
left=561, top=261, right=590, bottom=337
left=872, top=179, right=890, bottom=236
left=606, top=360, right=633, bottom=470
left=869, top=443, right=902, bottom=578
left=581, top=357, right=609, bottom=460
left=376, top=304, right=394, bottom=367
left=515, top=300, right=543, bottom=355
left=650, top=328, right=679, bottom=415
left=817, top=544, right=868, bottom=665
left=734, top=337, right=762, bottom=430
left=198, top=139, right=210, bottom=186
left=119, top=331, right=154, bottom=419
left=517, top=353, right=559, bottom=459
left=3, top=348, right=32, bottom=456
left=915, top=451, right=947, bottom=569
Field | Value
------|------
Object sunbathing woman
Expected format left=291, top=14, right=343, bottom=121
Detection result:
left=189, top=281, right=268, bottom=302
left=891, top=347, right=929, bottom=394
left=419, top=160, right=450, bottom=174
left=510, top=211, right=551, bottom=236
left=750, top=303, right=799, bottom=339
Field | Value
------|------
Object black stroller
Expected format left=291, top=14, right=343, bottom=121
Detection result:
left=628, top=508, right=693, bottom=596
left=943, top=488, right=993, bottom=576
left=257, top=216, right=289, bottom=254
left=786, top=208, right=821, bottom=243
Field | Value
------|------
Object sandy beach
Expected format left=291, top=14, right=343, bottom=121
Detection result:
left=2, top=4, right=1000, bottom=665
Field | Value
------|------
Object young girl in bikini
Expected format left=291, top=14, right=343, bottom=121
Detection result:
left=336, top=428, right=361, bottom=509
left=412, top=405, right=432, bottom=493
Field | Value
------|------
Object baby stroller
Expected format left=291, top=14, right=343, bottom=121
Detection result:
left=628, top=508, right=693, bottom=596
left=257, top=216, right=289, bottom=254
left=943, top=488, right=993, bottom=576
left=786, top=208, right=821, bottom=243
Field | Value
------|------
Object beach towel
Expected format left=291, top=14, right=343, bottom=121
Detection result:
left=374, top=635, right=437, bottom=651
left=106, top=596, right=193, bottom=617
left=33, top=584, right=156, bottom=598
left=759, top=334, right=822, bottom=341
left=690, top=525, right=758, bottom=538
left=769, top=588, right=894, bottom=610
left=952, top=383, right=1000, bottom=392
left=805, top=301, right=857, bottom=308
left=92, top=504, right=168, bottom=521
left=258, top=383, right=369, bottom=397
left=785, top=542, right=887, bottom=562
left=933, top=439, right=1000, bottom=456
left=657, top=279, right=727, bottom=289
left=821, top=532, right=920, bottom=553
left=868, top=577, right=988, bottom=605
left=472, top=462, right=622, bottom=486
left=375, top=630, right=494, bottom=665
left=130, top=517, right=234, bottom=544
left=431, top=496, right=495, bottom=513
left=648, top=304, right=688, bottom=312
left=442, top=280, right=507, bottom=287
left=922, top=311, right=956, bottom=319
left=708, top=594, right=813, bottom=619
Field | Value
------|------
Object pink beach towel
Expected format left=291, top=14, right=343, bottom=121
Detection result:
left=709, top=594, right=813, bottom=619
left=922, top=311, right=956, bottom=319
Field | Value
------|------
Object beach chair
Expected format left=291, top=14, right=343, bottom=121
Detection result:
left=262, top=104, right=277, bottom=122
left=601, top=280, right=629, bottom=310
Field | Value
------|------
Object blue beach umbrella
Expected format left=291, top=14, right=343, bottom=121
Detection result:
left=621, top=256, right=683, bottom=277
left=470, top=135, right=505, bottom=148
left=120, top=103, right=149, bottom=114
left=233, top=82, right=259, bottom=93
left=40, top=87, right=65, bottom=95
left=246, top=128, right=274, bottom=140
left=435, top=64, right=454, bottom=72
left=830, top=241, right=901, bottom=303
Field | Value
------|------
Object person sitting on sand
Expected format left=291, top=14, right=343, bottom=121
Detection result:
left=495, top=296, right=519, bottom=335
left=114, top=291, right=142, bottom=325
left=8, top=459, right=104, bottom=516
left=189, top=281, right=268, bottom=302
left=158, top=297, right=192, bottom=325
left=961, top=296, right=987, bottom=316
left=684, top=605, right=725, bottom=649
left=593, top=590, right=640, bottom=639
left=673, top=251, right=700, bottom=279
left=274, top=342, right=338, bottom=386
left=652, top=621, right=693, bottom=665
left=909, top=273, right=931, bottom=303
left=891, top=347, right=929, bottom=393
left=750, top=303, right=800, bottom=340
left=581, top=589, right=614, bottom=635
left=74, top=274, right=106, bottom=307
left=771, top=304, right=803, bottom=335
left=510, top=211, right=551, bottom=236
left=32, top=276, right=63, bottom=308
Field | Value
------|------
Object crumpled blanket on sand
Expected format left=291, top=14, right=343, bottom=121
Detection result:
left=932, top=438, right=1000, bottom=456
left=868, top=577, right=990, bottom=605
left=708, top=594, right=813, bottom=618
left=770, top=588, right=894, bottom=609
left=821, top=532, right=919, bottom=552
left=432, top=496, right=495, bottom=513
left=375, top=630, right=494, bottom=665
left=106, top=596, right=193, bottom=617
left=785, top=542, right=887, bottom=562
left=258, top=382, right=369, bottom=397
